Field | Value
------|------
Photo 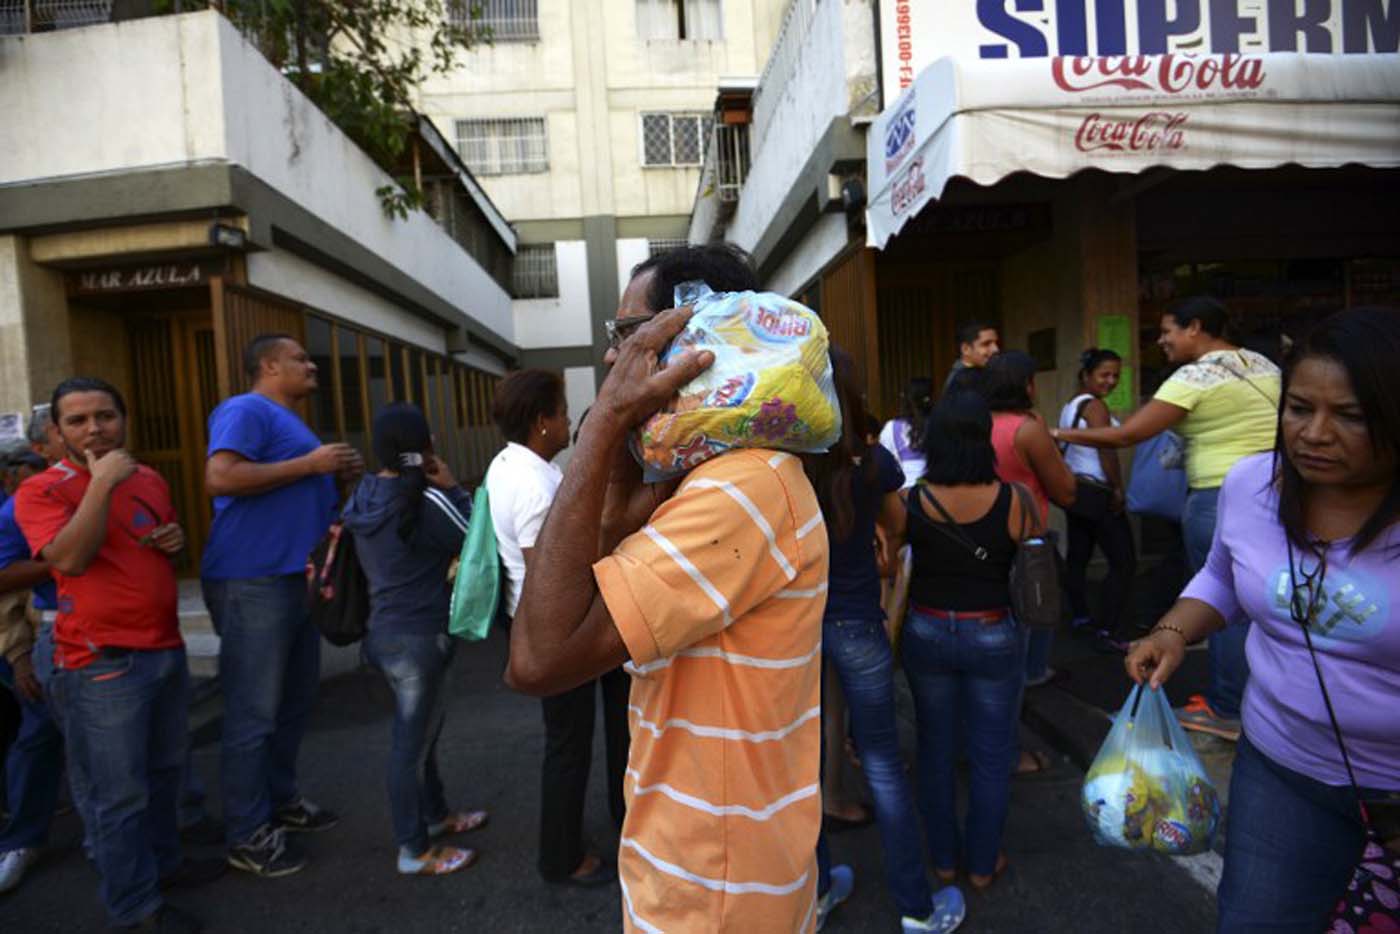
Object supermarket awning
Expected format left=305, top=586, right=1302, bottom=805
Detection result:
left=867, top=52, right=1400, bottom=248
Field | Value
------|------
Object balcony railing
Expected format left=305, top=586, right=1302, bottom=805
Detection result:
left=0, top=0, right=111, bottom=33
left=445, top=0, right=539, bottom=41
left=712, top=122, right=750, bottom=203
left=749, top=0, right=819, bottom=155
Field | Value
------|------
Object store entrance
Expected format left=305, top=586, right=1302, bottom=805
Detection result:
left=125, top=310, right=220, bottom=575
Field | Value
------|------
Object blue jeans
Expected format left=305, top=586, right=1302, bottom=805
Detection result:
left=902, top=609, right=1023, bottom=877
left=816, top=619, right=932, bottom=918
left=48, top=648, right=187, bottom=926
left=363, top=630, right=455, bottom=855
left=203, top=574, right=321, bottom=845
left=0, top=655, right=64, bottom=851
left=1218, top=735, right=1369, bottom=933
left=1184, top=487, right=1250, bottom=718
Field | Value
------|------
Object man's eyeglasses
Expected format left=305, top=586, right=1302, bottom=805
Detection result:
left=604, top=313, right=658, bottom=351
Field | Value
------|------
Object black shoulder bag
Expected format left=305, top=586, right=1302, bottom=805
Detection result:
left=1288, top=540, right=1400, bottom=929
left=913, top=482, right=1061, bottom=630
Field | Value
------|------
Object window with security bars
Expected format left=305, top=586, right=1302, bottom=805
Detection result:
left=635, top=0, right=722, bottom=40
left=512, top=244, right=559, bottom=299
left=444, top=0, right=539, bottom=40
left=640, top=113, right=713, bottom=167
left=648, top=238, right=689, bottom=257
left=455, top=118, right=548, bottom=175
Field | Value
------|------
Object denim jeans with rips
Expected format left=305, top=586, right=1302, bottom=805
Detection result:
left=363, top=629, right=455, bottom=856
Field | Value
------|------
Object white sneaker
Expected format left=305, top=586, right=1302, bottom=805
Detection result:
left=902, top=885, right=966, bottom=933
left=816, top=864, right=854, bottom=931
left=0, top=848, right=39, bottom=894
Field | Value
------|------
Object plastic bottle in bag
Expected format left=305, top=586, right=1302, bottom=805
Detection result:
left=1081, top=684, right=1222, bottom=856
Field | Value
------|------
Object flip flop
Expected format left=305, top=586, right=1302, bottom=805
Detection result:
left=429, top=809, right=490, bottom=838
left=404, top=845, right=477, bottom=876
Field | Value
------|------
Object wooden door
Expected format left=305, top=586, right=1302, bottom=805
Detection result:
left=211, top=281, right=306, bottom=399
left=127, top=312, right=218, bottom=574
left=820, top=247, right=882, bottom=414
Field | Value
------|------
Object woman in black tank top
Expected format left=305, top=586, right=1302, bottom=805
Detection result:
left=885, top=390, right=1031, bottom=892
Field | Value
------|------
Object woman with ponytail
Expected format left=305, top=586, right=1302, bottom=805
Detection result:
left=1058, top=348, right=1136, bottom=647
left=342, top=403, right=484, bottom=877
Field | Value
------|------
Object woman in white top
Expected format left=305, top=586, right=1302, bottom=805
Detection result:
left=879, top=377, right=934, bottom=490
left=485, top=370, right=625, bottom=888
left=1058, top=349, right=1136, bottom=644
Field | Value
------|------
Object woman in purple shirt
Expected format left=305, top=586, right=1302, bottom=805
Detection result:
left=1125, top=307, right=1399, bottom=933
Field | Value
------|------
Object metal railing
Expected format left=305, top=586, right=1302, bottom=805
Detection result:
left=0, top=0, right=111, bottom=34
left=712, top=122, right=750, bottom=202
left=750, top=0, right=819, bottom=154
left=445, top=0, right=539, bottom=41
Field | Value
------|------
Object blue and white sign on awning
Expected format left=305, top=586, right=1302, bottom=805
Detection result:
left=866, top=51, right=1400, bottom=248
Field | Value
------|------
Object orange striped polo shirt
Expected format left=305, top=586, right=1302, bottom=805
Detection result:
left=594, top=449, right=828, bottom=934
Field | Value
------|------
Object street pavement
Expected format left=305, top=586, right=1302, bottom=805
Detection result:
left=5, top=626, right=1220, bottom=933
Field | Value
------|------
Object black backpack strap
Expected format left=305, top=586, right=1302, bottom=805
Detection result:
left=911, top=482, right=989, bottom=561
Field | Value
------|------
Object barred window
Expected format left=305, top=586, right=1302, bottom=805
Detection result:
left=512, top=244, right=559, bottom=299
left=456, top=118, right=548, bottom=175
left=445, top=0, right=539, bottom=40
left=648, top=238, right=689, bottom=257
left=640, top=113, right=713, bottom=167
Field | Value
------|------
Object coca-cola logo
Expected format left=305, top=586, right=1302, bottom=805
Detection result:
left=891, top=158, right=926, bottom=216
left=1052, top=54, right=1265, bottom=96
left=1075, top=112, right=1189, bottom=153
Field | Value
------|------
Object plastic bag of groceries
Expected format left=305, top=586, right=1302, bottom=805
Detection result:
left=1081, top=684, right=1221, bottom=856
left=632, top=282, right=842, bottom=481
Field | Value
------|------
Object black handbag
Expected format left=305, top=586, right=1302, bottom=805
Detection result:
left=1059, top=396, right=1115, bottom=522
left=913, top=482, right=1062, bottom=630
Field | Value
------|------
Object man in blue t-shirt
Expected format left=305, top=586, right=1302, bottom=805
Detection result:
left=202, top=333, right=362, bottom=878
left=0, top=420, right=64, bottom=895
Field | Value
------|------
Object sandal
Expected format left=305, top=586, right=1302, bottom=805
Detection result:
left=429, top=810, right=489, bottom=838
left=822, top=805, right=875, bottom=833
left=1014, top=749, right=1053, bottom=777
left=400, top=844, right=477, bottom=876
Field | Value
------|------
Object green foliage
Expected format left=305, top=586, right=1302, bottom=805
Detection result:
left=168, top=0, right=489, bottom=218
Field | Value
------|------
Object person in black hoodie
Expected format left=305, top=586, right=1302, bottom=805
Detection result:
left=342, top=404, right=485, bottom=877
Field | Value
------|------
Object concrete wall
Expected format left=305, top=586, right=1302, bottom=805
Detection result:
left=727, top=0, right=877, bottom=256
left=766, top=213, right=851, bottom=297
left=247, top=249, right=449, bottom=354
left=0, top=12, right=514, bottom=348
left=0, top=236, right=73, bottom=413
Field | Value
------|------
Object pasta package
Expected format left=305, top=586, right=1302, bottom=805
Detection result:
left=632, top=283, right=842, bottom=480
left=1081, top=686, right=1221, bottom=856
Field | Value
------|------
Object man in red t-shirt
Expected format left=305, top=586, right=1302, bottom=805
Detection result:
left=15, top=377, right=213, bottom=933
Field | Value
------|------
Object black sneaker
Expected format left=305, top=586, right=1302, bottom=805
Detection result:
left=227, top=824, right=307, bottom=878
left=274, top=797, right=339, bottom=833
left=160, top=857, right=228, bottom=890
left=179, top=814, right=227, bottom=847
left=111, top=904, right=204, bottom=933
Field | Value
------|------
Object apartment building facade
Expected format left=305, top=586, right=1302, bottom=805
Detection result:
left=417, top=0, right=788, bottom=417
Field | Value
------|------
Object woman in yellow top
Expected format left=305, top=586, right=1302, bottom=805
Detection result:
left=1053, top=296, right=1280, bottom=739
